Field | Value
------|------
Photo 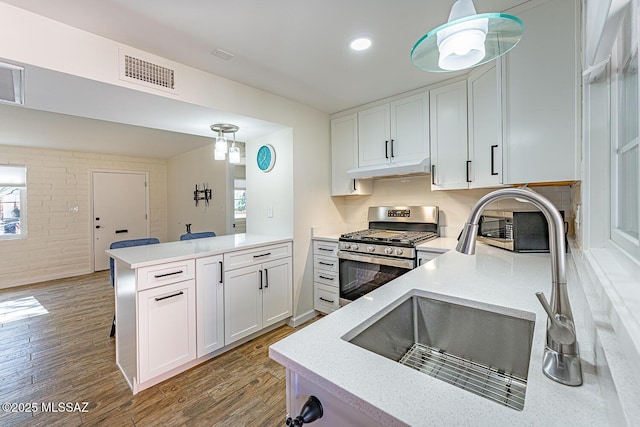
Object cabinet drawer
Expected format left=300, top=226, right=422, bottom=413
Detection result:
left=224, top=242, right=292, bottom=271
left=137, top=259, right=195, bottom=291
left=313, top=240, right=338, bottom=257
left=314, top=283, right=339, bottom=314
left=314, top=255, right=338, bottom=273
left=314, top=269, right=338, bottom=287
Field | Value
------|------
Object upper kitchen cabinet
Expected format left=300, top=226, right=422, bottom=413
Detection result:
left=468, top=62, right=503, bottom=189
left=358, top=92, right=430, bottom=168
left=502, top=0, right=579, bottom=184
left=429, top=80, right=469, bottom=190
left=331, top=114, right=372, bottom=196
left=431, top=63, right=503, bottom=191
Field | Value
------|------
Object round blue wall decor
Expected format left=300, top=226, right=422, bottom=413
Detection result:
left=256, top=144, right=276, bottom=172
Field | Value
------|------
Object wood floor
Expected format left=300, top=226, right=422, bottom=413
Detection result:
left=0, top=271, right=316, bottom=426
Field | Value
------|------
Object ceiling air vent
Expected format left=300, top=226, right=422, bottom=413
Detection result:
left=0, top=61, right=24, bottom=105
left=121, top=53, right=176, bottom=91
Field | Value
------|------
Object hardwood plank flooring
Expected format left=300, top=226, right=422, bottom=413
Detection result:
left=0, top=272, right=317, bottom=426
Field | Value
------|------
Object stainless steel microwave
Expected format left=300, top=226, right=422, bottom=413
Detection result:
left=477, top=210, right=566, bottom=252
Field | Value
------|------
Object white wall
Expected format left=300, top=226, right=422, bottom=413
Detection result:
left=0, top=144, right=167, bottom=289
left=167, top=143, right=228, bottom=241
left=246, top=129, right=294, bottom=237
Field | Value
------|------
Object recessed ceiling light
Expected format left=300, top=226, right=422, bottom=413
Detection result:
left=349, top=37, right=372, bottom=51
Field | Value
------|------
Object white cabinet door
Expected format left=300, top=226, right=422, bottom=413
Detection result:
left=138, top=280, right=196, bottom=383
left=262, top=257, right=293, bottom=327
left=502, top=0, right=579, bottom=184
left=468, top=62, right=503, bottom=189
left=224, top=264, right=262, bottom=344
left=358, top=104, right=391, bottom=167
left=330, top=114, right=372, bottom=196
left=430, top=80, right=469, bottom=190
left=196, top=256, right=224, bottom=357
left=390, top=92, right=429, bottom=164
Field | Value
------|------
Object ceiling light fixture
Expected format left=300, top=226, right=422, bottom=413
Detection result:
left=349, top=37, right=372, bottom=51
left=210, top=123, right=240, bottom=163
left=411, top=0, right=523, bottom=72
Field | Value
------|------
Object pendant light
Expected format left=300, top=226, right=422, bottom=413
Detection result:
left=210, top=124, right=239, bottom=162
left=411, top=0, right=523, bottom=72
left=228, top=132, right=241, bottom=164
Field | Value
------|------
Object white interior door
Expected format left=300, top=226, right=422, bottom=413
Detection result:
left=93, top=171, right=148, bottom=271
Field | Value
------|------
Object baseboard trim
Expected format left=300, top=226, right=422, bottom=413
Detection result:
left=288, top=309, right=318, bottom=328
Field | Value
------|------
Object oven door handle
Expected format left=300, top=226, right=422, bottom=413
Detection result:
left=338, top=251, right=415, bottom=270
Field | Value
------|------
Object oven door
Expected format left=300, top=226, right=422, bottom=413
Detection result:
left=338, top=251, right=414, bottom=305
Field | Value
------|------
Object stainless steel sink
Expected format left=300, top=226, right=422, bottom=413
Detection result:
left=343, top=291, right=536, bottom=411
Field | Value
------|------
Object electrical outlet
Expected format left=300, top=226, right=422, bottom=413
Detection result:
left=267, top=206, right=273, bottom=218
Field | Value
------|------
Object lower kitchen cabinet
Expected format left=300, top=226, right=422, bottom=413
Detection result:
left=313, top=240, right=339, bottom=314
left=196, top=255, right=224, bottom=357
left=224, top=247, right=292, bottom=345
left=110, top=236, right=294, bottom=394
left=138, top=279, right=196, bottom=383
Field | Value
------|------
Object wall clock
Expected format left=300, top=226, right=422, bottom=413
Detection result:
left=256, top=144, right=276, bottom=172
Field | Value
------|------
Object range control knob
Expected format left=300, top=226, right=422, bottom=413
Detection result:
left=352, top=244, right=359, bottom=250
left=384, top=247, right=393, bottom=255
left=394, top=248, right=404, bottom=256
left=367, top=246, right=375, bottom=253
left=343, top=243, right=351, bottom=250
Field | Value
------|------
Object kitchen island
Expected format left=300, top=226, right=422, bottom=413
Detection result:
left=107, top=233, right=293, bottom=394
left=269, top=243, right=609, bottom=426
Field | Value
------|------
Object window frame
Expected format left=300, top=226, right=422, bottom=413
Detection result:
left=609, top=1, right=640, bottom=261
left=0, top=165, right=27, bottom=240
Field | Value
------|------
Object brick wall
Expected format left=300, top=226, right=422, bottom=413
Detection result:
left=0, top=145, right=167, bottom=289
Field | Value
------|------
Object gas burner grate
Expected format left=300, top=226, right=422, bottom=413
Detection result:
left=340, top=230, right=438, bottom=245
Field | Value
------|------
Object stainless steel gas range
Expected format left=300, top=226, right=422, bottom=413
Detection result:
left=338, top=206, right=439, bottom=305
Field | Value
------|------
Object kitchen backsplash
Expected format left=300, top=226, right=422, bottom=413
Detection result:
left=333, top=176, right=579, bottom=238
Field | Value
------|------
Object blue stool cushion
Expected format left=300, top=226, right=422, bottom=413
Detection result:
left=179, top=231, right=216, bottom=241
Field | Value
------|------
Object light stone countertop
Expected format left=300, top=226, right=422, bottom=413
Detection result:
left=416, top=237, right=458, bottom=252
left=269, top=243, right=607, bottom=426
left=106, top=233, right=292, bottom=268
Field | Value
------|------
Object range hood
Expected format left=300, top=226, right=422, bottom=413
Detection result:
left=347, top=158, right=431, bottom=179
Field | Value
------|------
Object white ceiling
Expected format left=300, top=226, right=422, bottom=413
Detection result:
left=0, top=0, right=528, bottom=158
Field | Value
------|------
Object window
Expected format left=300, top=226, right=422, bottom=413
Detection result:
left=234, top=179, right=246, bottom=219
left=611, top=3, right=640, bottom=260
left=0, top=165, right=26, bottom=239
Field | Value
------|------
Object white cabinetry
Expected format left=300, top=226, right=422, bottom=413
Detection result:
left=331, top=114, right=372, bottom=196
left=137, top=271, right=196, bottom=383
left=502, top=0, right=579, bottom=184
left=195, top=255, right=224, bottom=357
left=312, top=240, right=339, bottom=314
left=429, top=80, right=469, bottom=190
left=223, top=243, right=293, bottom=344
left=358, top=93, right=429, bottom=167
left=468, top=62, right=503, bottom=188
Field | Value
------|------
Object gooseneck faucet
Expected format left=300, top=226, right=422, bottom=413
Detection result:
left=456, top=187, right=582, bottom=386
